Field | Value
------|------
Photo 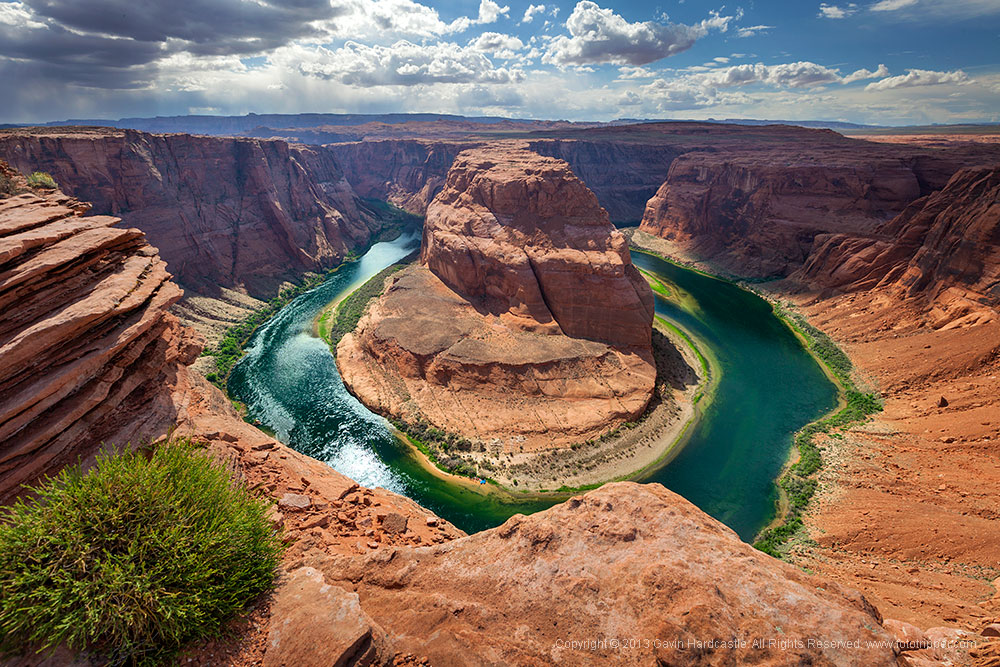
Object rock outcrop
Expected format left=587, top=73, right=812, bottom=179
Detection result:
left=639, top=146, right=960, bottom=277
left=337, top=145, right=657, bottom=450
left=420, top=145, right=654, bottom=348
left=527, top=139, right=683, bottom=223
left=798, top=165, right=1000, bottom=327
left=319, top=482, right=897, bottom=666
left=0, top=184, right=197, bottom=502
left=0, top=128, right=379, bottom=296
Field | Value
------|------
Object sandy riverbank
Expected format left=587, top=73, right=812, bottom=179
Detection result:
left=770, top=287, right=1000, bottom=632
left=388, top=316, right=711, bottom=494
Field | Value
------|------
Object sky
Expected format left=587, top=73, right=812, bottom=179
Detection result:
left=1, top=0, right=998, bottom=125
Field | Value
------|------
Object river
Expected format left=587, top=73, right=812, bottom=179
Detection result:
left=228, top=232, right=837, bottom=540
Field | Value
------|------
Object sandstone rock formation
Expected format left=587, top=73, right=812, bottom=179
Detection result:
left=0, top=184, right=198, bottom=502
left=527, top=139, right=683, bottom=223
left=799, top=165, right=1000, bottom=327
left=421, top=145, right=654, bottom=348
left=0, top=128, right=380, bottom=296
left=639, top=146, right=955, bottom=277
left=1, top=156, right=978, bottom=667
left=337, top=145, right=657, bottom=450
left=262, top=567, right=384, bottom=667
left=318, top=482, right=897, bottom=666
left=6, top=122, right=990, bottom=312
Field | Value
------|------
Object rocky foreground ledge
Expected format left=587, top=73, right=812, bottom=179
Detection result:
left=0, top=188, right=197, bottom=501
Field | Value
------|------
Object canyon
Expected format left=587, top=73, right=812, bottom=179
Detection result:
left=5, top=121, right=983, bottom=316
left=2, top=114, right=1000, bottom=665
left=0, top=127, right=380, bottom=298
left=0, top=161, right=928, bottom=667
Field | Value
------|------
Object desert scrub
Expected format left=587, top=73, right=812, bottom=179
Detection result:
left=0, top=172, right=17, bottom=198
left=25, top=171, right=56, bottom=189
left=0, top=442, right=283, bottom=665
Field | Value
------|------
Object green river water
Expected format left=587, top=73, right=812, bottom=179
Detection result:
left=228, top=231, right=838, bottom=541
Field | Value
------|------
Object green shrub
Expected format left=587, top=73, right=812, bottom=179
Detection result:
left=0, top=173, right=17, bottom=197
left=753, top=516, right=804, bottom=557
left=25, top=171, right=56, bottom=189
left=0, top=442, right=284, bottom=665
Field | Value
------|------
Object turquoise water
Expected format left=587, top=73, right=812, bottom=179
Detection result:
left=630, top=251, right=838, bottom=537
left=228, top=236, right=837, bottom=540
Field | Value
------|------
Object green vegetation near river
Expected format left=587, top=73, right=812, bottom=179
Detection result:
left=626, top=242, right=883, bottom=556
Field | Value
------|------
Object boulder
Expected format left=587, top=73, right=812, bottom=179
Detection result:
left=382, top=513, right=408, bottom=535
left=884, top=618, right=927, bottom=650
left=264, top=567, right=383, bottom=667
left=278, top=493, right=312, bottom=511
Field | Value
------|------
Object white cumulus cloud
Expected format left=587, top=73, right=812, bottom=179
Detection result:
left=817, top=3, right=857, bottom=18
left=865, top=68, right=969, bottom=90
left=521, top=3, right=546, bottom=23
left=842, top=63, right=889, bottom=83
left=470, top=32, right=524, bottom=59
left=291, top=40, right=523, bottom=86
left=543, top=1, right=736, bottom=67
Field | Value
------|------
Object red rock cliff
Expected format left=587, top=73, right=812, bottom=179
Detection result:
left=0, top=184, right=198, bottom=501
left=0, top=128, right=379, bottom=296
left=337, top=145, right=657, bottom=450
left=322, top=139, right=475, bottom=215
left=527, top=139, right=683, bottom=223
left=797, top=164, right=1000, bottom=327
left=421, top=145, right=654, bottom=349
left=638, top=145, right=966, bottom=277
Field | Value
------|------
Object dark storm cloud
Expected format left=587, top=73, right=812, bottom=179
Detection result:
left=0, top=20, right=163, bottom=69
left=0, top=0, right=350, bottom=91
left=23, top=0, right=343, bottom=54
left=0, top=55, right=156, bottom=90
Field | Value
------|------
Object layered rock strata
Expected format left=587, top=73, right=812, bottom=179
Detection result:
left=798, top=165, right=1000, bottom=328
left=0, top=187, right=197, bottom=502
left=527, top=139, right=683, bottom=223
left=638, top=146, right=969, bottom=278
left=337, top=146, right=657, bottom=450
left=319, top=482, right=898, bottom=666
left=322, top=139, right=475, bottom=215
left=0, top=128, right=379, bottom=296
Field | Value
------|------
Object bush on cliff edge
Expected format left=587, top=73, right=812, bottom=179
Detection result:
left=25, top=171, right=56, bottom=189
left=0, top=442, right=284, bottom=665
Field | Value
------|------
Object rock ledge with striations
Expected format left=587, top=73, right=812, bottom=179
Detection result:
left=0, top=180, right=199, bottom=501
left=319, top=482, right=898, bottom=666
